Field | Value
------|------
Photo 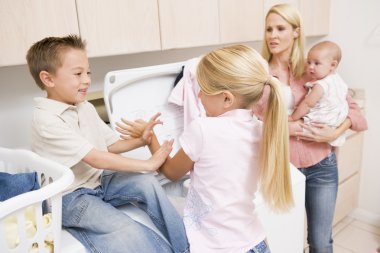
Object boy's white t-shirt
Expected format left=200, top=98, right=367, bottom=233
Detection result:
left=31, top=98, right=119, bottom=194
left=180, top=109, right=266, bottom=253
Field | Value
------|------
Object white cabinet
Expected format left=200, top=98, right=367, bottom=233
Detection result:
left=263, top=0, right=299, bottom=15
left=219, top=0, right=264, bottom=44
left=334, top=90, right=365, bottom=225
left=0, top=0, right=331, bottom=67
left=263, top=0, right=330, bottom=37
left=0, top=0, right=79, bottom=67
left=158, top=0, right=219, bottom=50
left=334, top=131, right=364, bottom=225
left=76, top=0, right=161, bottom=57
left=159, top=0, right=266, bottom=49
left=299, top=0, right=330, bottom=36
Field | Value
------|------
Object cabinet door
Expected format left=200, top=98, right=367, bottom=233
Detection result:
left=299, top=0, right=330, bottom=36
left=158, top=0, right=219, bottom=50
left=0, top=0, right=79, bottom=67
left=76, top=0, right=161, bottom=57
left=219, top=0, right=264, bottom=44
left=338, top=132, right=364, bottom=183
left=263, top=0, right=299, bottom=16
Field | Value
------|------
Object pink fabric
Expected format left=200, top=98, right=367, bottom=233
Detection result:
left=180, top=109, right=265, bottom=253
left=168, top=57, right=205, bottom=130
left=253, top=71, right=368, bottom=168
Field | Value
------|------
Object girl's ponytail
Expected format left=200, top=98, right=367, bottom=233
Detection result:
left=259, top=77, right=294, bottom=212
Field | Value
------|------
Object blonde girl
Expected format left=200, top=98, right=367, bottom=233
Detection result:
left=119, top=44, right=293, bottom=253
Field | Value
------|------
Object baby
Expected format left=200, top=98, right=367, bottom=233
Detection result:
left=289, top=41, right=349, bottom=146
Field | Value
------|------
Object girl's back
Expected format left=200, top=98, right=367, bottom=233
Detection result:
left=181, top=109, right=266, bottom=253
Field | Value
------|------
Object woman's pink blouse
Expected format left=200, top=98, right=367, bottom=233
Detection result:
left=254, top=73, right=368, bottom=168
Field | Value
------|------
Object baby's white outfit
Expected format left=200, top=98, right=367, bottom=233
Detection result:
left=303, top=73, right=348, bottom=146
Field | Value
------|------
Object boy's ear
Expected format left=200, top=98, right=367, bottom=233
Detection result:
left=222, top=91, right=235, bottom=109
left=39, top=71, right=55, bottom=88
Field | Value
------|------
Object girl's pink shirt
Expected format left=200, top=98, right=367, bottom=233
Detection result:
left=254, top=71, right=368, bottom=168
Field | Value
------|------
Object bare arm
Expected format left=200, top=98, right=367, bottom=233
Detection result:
left=107, top=138, right=145, bottom=154
left=82, top=140, right=173, bottom=172
left=298, top=118, right=351, bottom=142
left=148, top=134, right=194, bottom=181
left=109, top=113, right=162, bottom=154
left=289, top=84, right=324, bottom=121
left=296, top=92, right=367, bottom=142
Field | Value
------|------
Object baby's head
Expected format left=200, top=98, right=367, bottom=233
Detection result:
left=26, top=35, right=87, bottom=90
left=306, top=40, right=342, bottom=80
left=196, top=44, right=270, bottom=113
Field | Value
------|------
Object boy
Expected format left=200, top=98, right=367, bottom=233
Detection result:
left=288, top=41, right=349, bottom=146
left=26, top=35, right=189, bottom=253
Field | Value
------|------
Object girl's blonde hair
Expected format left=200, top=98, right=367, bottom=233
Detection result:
left=197, top=44, right=293, bottom=212
left=261, top=3, right=305, bottom=79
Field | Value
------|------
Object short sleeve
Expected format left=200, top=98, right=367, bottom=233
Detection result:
left=346, top=94, right=368, bottom=131
left=179, top=119, right=203, bottom=162
left=315, top=80, right=328, bottom=94
left=92, top=105, right=119, bottom=147
left=34, top=120, right=93, bottom=168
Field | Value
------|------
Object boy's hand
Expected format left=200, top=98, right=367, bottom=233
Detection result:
left=115, top=113, right=163, bottom=145
left=147, top=139, right=174, bottom=171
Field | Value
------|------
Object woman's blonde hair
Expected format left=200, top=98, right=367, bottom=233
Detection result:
left=261, top=3, right=305, bottom=79
left=197, top=44, right=293, bottom=212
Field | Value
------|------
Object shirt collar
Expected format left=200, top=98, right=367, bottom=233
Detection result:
left=34, top=97, right=81, bottom=115
left=218, top=109, right=257, bottom=122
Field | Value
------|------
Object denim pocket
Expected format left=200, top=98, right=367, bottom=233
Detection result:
left=312, top=153, right=338, bottom=185
left=318, top=152, right=337, bottom=167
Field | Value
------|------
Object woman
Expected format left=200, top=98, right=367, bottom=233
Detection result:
left=257, top=4, right=367, bottom=253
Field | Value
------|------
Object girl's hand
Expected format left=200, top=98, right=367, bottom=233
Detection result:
left=115, top=113, right=163, bottom=145
left=147, top=139, right=173, bottom=171
left=296, top=122, right=337, bottom=143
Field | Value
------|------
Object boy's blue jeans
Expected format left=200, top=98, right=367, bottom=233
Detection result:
left=62, top=171, right=189, bottom=253
left=299, top=152, right=338, bottom=253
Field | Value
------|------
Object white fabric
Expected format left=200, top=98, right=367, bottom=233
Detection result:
left=303, top=73, right=349, bottom=146
left=32, top=98, right=119, bottom=194
left=180, top=109, right=266, bottom=253
left=278, top=81, right=295, bottom=115
left=168, top=57, right=206, bottom=130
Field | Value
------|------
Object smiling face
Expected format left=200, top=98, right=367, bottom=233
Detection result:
left=265, top=13, right=299, bottom=59
left=45, top=48, right=91, bottom=105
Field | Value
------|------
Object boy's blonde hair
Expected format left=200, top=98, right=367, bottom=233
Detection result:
left=26, top=34, right=86, bottom=90
left=261, top=3, right=305, bottom=79
left=197, top=44, right=294, bottom=212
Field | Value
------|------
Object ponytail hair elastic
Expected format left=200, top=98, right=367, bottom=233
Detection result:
left=264, top=76, right=272, bottom=86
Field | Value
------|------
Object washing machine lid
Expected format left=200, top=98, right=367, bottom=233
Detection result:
left=104, top=61, right=185, bottom=160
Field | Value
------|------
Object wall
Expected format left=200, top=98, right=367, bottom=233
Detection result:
left=323, top=0, right=380, bottom=224
left=0, top=0, right=379, bottom=222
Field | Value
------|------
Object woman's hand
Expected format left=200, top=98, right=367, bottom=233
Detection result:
left=296, top=122, right=338, bottom=143
left=115, top=113, right=163, bottom=145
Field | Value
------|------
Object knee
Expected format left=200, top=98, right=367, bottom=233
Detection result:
left=133, top=173, right=163, bottom=194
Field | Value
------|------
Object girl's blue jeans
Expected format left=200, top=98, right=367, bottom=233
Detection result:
left=62, top=171, right=189, bottom=253
left=246, top=240, right=271, bottom=253
left=299, top=152, right=338, bottom=253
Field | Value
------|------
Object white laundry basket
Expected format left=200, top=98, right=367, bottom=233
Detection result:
left=0, top=147, right=74, bottom=253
